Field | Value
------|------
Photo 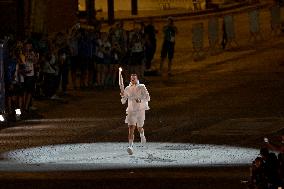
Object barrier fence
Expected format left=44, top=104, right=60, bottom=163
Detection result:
left=192, top=22, right=204, bottom=58
left=208, top=17, right=219, bottom=53
left=248, top=9, right=261, bottom=42
left=190, top=4, right=284, bottom=57
left=271, top=5, right=282, bottom=35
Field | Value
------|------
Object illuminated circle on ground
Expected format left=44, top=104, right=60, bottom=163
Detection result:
left=3, top=143, right=259, bottom=171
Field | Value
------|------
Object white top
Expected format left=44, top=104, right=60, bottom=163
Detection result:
left=25, top=60, right=34, bottom=77
left=95, top=39, right=104, bottom=58
left=121, top=83, right=150, bottom=113
left=131, top=42, right=144, bottom=53
left=42, top=55, right=57, bottom=74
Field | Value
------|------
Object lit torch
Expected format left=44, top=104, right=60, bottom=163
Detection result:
left=119, top=67, right=124, bottom=95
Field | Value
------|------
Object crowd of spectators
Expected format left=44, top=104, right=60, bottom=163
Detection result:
left=249, top=134, right=284, bottom=189
left=2, top=19, right=159, bottom=122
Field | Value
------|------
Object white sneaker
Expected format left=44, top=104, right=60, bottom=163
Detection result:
left=141, top=136, right=146, bottom=145
left=127, top=146, right=133, bottom=155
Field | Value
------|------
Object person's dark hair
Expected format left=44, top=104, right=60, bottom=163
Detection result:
left=260, top=147, right=269, bottom=157
left=56, top=32, right=64, bottom=37
left=168, top=17, right=174, bottom=24
left=24, top=39, right=33, bottom=46
left=255, top=156, right=262, bottom=162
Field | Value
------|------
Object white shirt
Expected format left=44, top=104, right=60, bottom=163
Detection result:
left=95, top=39, right=104, bottom=58
left=131, top=42, right=144, bottom=53
left=25, top=60, right=34, bottom=77
left=42, top=55, right=57, bottom=74
left=121, top=83, right=150, bottom=113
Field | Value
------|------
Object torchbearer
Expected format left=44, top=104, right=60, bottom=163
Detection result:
left=119, top=69, right=150, bottom=155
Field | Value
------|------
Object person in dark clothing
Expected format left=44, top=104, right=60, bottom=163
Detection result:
left=54, top=32, right=70, bottom=94
left=78, top=29, right=92, bottom=89
left=144, top=18, right=157, bottom=70
left=249, top=157, right=267, bottom=189
left=221, top=18, right=228, bottom=50
left=4, top=46, right=18, bottom=121
left=260, top=147, right=282, bottom=189
left=265, top=153, right=281, bottom=188
left=159, top=17, right=177, bottom=76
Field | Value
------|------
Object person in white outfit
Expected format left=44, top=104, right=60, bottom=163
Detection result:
left=121, top=74, right=150, bottom=155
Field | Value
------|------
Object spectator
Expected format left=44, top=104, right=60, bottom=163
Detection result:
left=159, top=17, right=177, bottom=77
left=129, top=24, right=145, bottom=81
left=144, top=18, right=157, bottom=70
left=23, top=41, right=38, bottom=113
left=109, top=21, right=128, bottom=82
left=265, top=152, right=281, bottom=188
left=42, top=47, right=58, bottom=98
left=278, top=152, right=284, bottom=186
left=265, top=135, right=284, bottom=187
left=111, top=21, right=127, bottom=55
left=265, top=135, right=284, bottom=153
left=249, top=157, right=266, bottom=189
left=15, top=41, right=26, bottom=115
left=101, top=32, right=112, bottom=87
left=4, top=44, right=18, bottom=121
left=94, top=32, right=105, bottom=87
left=87, top=31, right=95, bottom=88
left=55, top=32, right=70, bottom=95
left=78, top=29, right=92, bottom=89
left=69, top=28, right=80, bottom=90
left=110, top=40, right=121, bottom=87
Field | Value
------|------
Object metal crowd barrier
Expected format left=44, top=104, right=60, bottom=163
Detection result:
left=190, top=3, right=284, bottom=55
left=223, top=14, right=238, bottom=48
left=270, top=5, right=281, bottom=35
left=192, top=22, right=204, bottom=59
left=208, top=17, right=220, bottom=54
left=248, top=9, right=262, bottom=42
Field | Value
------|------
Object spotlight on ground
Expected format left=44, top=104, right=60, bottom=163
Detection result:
left=15, top=109, right=21, bottom=116
left=0, top=115, right=5, bottom=122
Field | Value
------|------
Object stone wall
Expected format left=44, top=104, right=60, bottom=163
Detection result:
left=45, top=0, right=78, bottom=33
left=30, top=0, right=78, bottom=34
left=95, top=0, right=201, bottom=11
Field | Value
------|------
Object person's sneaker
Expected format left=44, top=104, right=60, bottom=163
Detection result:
left=141, top=136, right=146, bottom=145
left=127, top=146, right=133, bottom=155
